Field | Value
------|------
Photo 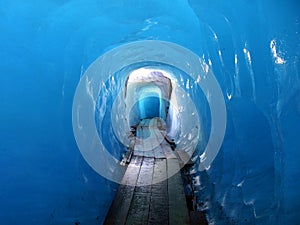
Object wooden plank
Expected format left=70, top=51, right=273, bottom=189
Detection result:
left=148, top=192, right=168, bottom=225
left=126, top=192, right=151, bottom=225
left=135, top=157, right=154, bottom=191
left=126, top=158, right=154, bottom=225
left=143, top=150, right=155, bottom=158
left=134, top=138, right=144, bottom=157
left=148, top=158, right=168, bottom=225
left=167, top=158, right=191, bottom=225
left=104, top=156, right=143, bottom=225
left=153, top=145, right=165, bottom=159
left=152, top=158, right=167, bottom=185
left=105, top=124, right=192, bottom=225
left=122, top=156, right=143, bottom=186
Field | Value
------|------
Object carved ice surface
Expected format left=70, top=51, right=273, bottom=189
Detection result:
left=0, top=0, right=299, bottom=224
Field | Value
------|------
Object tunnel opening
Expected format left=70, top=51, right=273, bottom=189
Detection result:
left=122, top=67, right=178, bottom=158
left=95, top=60, right=209, bottom=166
left=126, top=69, right=171, bottom=122
left=106, top=67, right=209, bottom=225
left=75, top=41, right=217, bottom=224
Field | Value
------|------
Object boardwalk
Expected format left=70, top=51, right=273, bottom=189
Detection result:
left=104, top=118, right=192, bottom=225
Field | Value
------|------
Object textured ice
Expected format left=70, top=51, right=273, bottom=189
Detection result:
left=0, top=0, right=299, bottom=224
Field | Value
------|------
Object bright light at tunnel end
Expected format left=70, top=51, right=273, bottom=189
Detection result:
left=72, top=40, right=227, bottom=185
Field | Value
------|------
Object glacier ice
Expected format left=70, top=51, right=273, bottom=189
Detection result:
left=0, top=0, right=299, bottom=224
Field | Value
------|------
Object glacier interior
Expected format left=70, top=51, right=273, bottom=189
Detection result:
left=0, top=0, right=299, bottom=224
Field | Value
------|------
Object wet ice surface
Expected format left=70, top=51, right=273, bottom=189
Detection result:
left=1, top=0, right=299, bottom=224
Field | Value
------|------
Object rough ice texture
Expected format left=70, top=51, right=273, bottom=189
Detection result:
left=188, top=0, right=300, bottom=224
left=0, top=0, right=299, bottom=224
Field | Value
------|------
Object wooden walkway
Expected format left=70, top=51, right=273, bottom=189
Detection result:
left=104, top=119, right=192, bottom=225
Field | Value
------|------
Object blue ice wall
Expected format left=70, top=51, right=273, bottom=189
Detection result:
left=0, top=0, right=299, bottom=224
left=187, top=1, right=300, bottom=224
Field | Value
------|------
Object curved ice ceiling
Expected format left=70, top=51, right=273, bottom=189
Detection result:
left=72, top=40, right=225, bottom=185
left=0, top=0, right=299, bottom=224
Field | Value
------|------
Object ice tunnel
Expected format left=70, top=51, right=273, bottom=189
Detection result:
left=0, top=0, right=299, bottom=224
